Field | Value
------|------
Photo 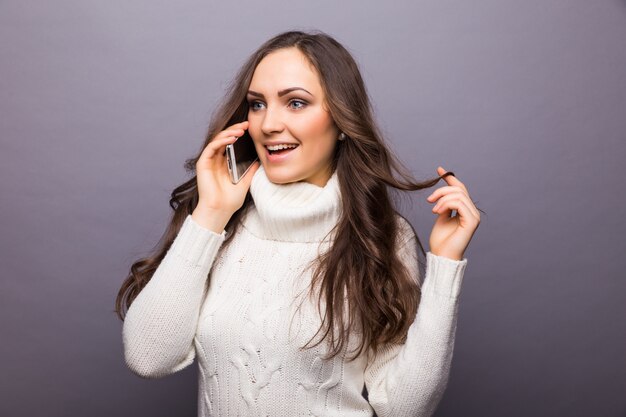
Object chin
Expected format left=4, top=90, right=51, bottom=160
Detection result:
left=263, top=168, right=300, bottom=185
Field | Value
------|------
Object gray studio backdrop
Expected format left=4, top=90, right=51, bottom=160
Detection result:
left=1, top=1, right=624, bottom=416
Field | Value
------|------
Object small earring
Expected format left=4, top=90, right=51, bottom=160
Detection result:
left=338, top=132, right=347, bottom=141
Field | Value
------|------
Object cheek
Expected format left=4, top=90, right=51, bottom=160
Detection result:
left=296, top=111, right=336, bottom=148
left=247, top=124, right=261, bottom=145
left=300, top=111, right=331, bottom=134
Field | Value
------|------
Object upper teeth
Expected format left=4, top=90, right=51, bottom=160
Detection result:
left=266, top=144, right=298, bottom=151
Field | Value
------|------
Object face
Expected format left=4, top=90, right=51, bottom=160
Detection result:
left=246, top=47, right=341, bottom=187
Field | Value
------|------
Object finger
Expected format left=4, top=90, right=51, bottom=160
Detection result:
left=206, top=136, right=237, bottom=160
left=204, top=122, right=249, bottom=151
left=453, top=199, right=479, bottom=228
left=437, top=166, right=469, bottom=193
left=199, top=135, right=238, bottom=162
left=218, top=122, right=249, bottom=138
left=428, top=187, right=480, bottom=219
left=218, top=127, right=246, bottom=138
left=434, top=196, right=479, bottom=226
left=432, top=191, right=480, bottom=219
left=437, top=187, right=479, bottom=219
left=426, top=185, right=467, bottom=202
left=228, top=120, right=249, bottom=129
left=431, top=192, right=464, bottom=213
left=461, top=194, right=480, bottom=219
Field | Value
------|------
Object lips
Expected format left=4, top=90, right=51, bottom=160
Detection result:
left=265, top=144, right=299, bottom=163
left=264, top=142, right=299, bottom=152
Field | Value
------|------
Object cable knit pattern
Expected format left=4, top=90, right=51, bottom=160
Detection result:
left=122, top=164, right=468, bottom=417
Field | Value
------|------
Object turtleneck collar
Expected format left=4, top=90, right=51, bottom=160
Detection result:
left=242, top=164, right=342, bottom=243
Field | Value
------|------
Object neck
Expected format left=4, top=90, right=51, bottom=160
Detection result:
left=242, top=165, right=342, bottom=243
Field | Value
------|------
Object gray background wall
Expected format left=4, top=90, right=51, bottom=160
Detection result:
left=1, top=1, right=624, bottom=416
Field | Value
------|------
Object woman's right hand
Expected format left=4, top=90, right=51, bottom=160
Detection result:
left=191, top=120, right=261, bottom=233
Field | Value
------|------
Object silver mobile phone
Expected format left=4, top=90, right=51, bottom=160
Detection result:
left=225, top=127, right=259, bottom=184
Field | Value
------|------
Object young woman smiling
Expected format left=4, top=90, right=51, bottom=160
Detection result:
left=116, top=29, right=481, bottom=417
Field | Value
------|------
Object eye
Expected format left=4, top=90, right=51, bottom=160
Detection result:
left=248, top=101, right=264, bottom=111
left=247, top=98, right=308, bottom=112
left=289, top=99, right=307, bottom=110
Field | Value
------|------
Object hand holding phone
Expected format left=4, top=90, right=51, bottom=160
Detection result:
left=192, top=121, right=260, bottom=231
left=226, top=122, right=259, bottom=184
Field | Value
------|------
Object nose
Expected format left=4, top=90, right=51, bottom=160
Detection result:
left=260, top=104, right=285, bottom=136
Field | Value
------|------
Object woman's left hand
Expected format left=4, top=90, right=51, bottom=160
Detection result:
left=426, top=166, right=480, bottom=261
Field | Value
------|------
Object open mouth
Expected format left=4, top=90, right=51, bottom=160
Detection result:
left=266, top=144, right=299, bottom=155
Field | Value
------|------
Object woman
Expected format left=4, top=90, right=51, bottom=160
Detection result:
left=116, top=29, right=481, bottom=417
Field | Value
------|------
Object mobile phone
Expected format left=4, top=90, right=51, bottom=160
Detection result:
left=225, top=126, right=259, bottom=184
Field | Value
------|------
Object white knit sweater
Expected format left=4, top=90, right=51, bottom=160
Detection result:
left=122, top=165, right=468, bottom=417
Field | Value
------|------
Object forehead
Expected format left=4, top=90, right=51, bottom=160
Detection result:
left=249, top=48, right=322, bottom=95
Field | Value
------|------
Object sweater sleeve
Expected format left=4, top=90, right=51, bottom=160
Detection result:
left=122, top=214, right=227, bottom=379
left=364, top=227, right=468, bottom=417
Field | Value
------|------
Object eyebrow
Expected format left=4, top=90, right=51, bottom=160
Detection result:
left=246, top=87, right=313, bottom=98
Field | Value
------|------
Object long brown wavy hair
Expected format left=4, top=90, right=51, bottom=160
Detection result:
left=115, top=29, right=482, bottom=362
